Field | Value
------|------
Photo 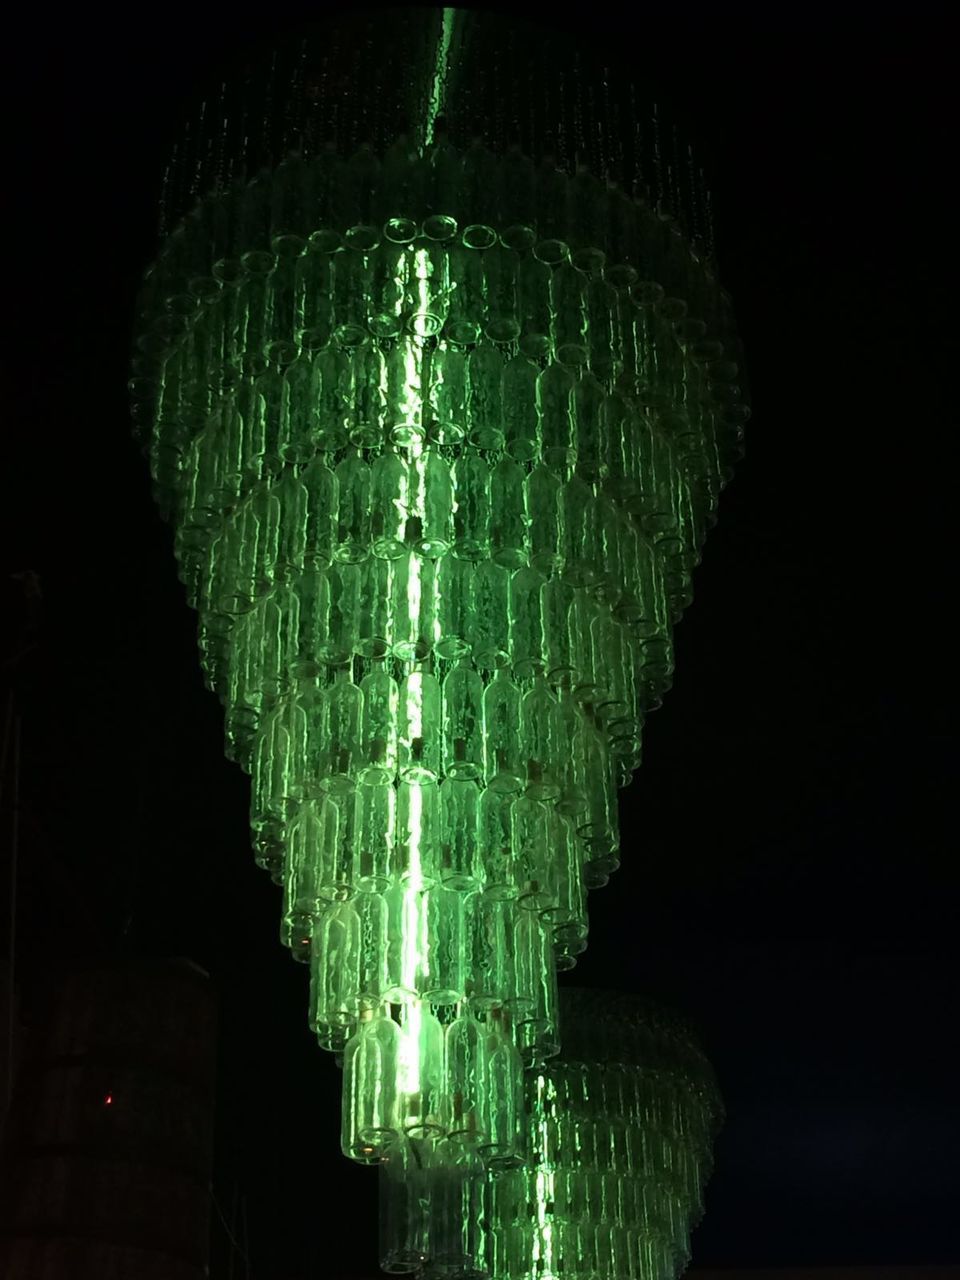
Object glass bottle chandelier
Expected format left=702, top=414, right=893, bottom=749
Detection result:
left=130, top=8, right=746, bottom=1270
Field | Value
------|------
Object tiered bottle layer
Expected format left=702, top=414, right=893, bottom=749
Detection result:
left=138, top=143, right=742, bottom=372
left=378, top=989, right=722, bottom=1278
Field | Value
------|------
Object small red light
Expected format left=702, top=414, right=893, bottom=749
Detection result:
left=104, top=1094, right=113, bottom=1106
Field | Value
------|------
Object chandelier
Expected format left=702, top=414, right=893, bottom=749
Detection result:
left=130, top=9, right=745, bottom=1274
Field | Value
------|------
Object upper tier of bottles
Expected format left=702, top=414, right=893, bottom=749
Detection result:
left=139, top=145, right=742, bottom=395
left=156, top=10, right=714, bottom=256
left=150, top=148, right=724, bottom=311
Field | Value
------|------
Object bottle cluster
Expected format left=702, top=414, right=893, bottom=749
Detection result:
left=377, top=989, right=722, bottom=1278
left=131, top=144, right=745, bottom=1177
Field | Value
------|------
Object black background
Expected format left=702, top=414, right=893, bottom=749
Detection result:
left=4, top=3, right=957, bottom=1276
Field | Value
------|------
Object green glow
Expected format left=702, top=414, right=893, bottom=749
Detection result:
left=406, top=558, right=422, bottom=670
left=398, top=918, right=423, bottom=1097
left=534, top=1166, right=555, bottom=1277
left=404, top=775, right=422, bottom=891
left=402, top=282, right=424, bottom=439
left=424, top=8, right=456, bottom=150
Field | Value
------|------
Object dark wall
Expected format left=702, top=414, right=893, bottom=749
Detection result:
left=0, top=961, right=216, bottom=1280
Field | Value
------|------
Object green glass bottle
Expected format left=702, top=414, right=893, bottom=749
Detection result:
left=482, top=667, right=523, bottom=794
left=471, top=561, right=511, bottom=672
left=520, top=676, right=562, bottom=800
left=311, top=899, right=362, bottom=1033
left=423, top=887, right=467, bottom=1001
left=370, top=450, right=410, bottom=560
left=357, top=557, right=393, bottom=659
left=281, top=797, right=328, bottom=959
left=352, top=344, right=388, bottom=447
left=542, top=575, right=576, bottom=688
left=319, top=788, right=359, bottom=904
left=313, top=346, right=350, bottom=452
left=564, top=476, right=602, bottom=589
left=356, top=885, right=390, bottom=1000
left=512, top=794, right=553, bottom=912
left=316, top=668, right=363, bottom=793
left=467, top=344, right=505, bottom=450
left=333, top=450, right=371, bottom=563
left=441, top=659, right=485, bottom=781
left=249, top=698, right=297, bottom=863
left=489, top=457, right=528, bottom=570
left=451, top=452, right=491, bottom=561
left=411, top=450, right=454, bottom=559
left=517, top=252, right=552, bottom=359
left=479, top=1009, right=524, bottom=1166
left=537, top=362, right=576, bottom=470
left=378, top=1135, right=426, bottom=1274
left=443, top=1010, right=488, bottom=1143
left=526, top=463, right=562, bottom=577
left=399, top=1005, right=445, bottom=1139
left=435, top=554, right=473, bottom=659
left=477, top=787, right=518, bottom=900
left=359, top=666, right=399, bottom=784
left=355, top=783, right=396, bottom=892
left=397, top=778, right=441, bottom=888
left=429, top=344, right=467, bottom=442
left=439, top=778, right=480, bottom=891
left=342, top=1009, right=402, bottom=1162
left=509, top=567, right=546, bottom=680
left=483, top=248, right=520, bottom=342
left=398, top=667, right=442, bottom=782
left=391, top=553, right=437, bottom=661
left=502, top=353, right=541, bottom=462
